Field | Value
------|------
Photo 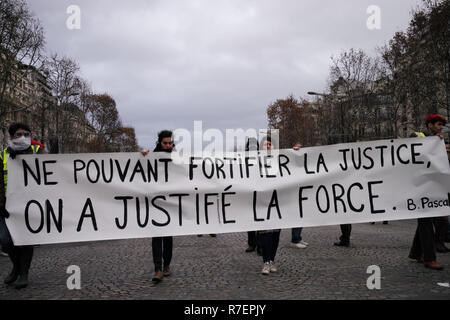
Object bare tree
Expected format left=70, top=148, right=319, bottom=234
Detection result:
left=115, top=127, right=139, bottom=152
left=328, top=49, right=385, bottom=142
left=44, top=53, right=82, bottom=153
left=88, top=93, right=123, bottom=152
left=377, top=0, right=449, bottom=137
left=0, top=0, right=45, bottom=144
left=267, top=95, right=320, bottom=148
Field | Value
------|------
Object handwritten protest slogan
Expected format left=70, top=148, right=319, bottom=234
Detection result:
left=5, top=137, right=450, bottom=246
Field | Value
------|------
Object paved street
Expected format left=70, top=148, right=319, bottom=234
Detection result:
left=1, top=219, right=449, bottom=300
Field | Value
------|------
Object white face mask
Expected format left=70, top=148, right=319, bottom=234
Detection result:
left=9, top=136, right=32, bottom=151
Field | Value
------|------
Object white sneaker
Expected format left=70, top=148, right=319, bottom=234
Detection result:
left=300, top=240, right=309, bottom=246
left=269, top=261, right=278, bottom=273
left=261, top=262, right=271, bottom=275
left=291, top=242, right=307, bottom=249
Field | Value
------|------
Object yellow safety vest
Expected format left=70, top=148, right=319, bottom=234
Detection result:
left=414, top=132, right=426, bottom=138
left=0, top=145, right=40, bottom=196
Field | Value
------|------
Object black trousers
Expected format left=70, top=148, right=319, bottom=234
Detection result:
left=410, top=218, right=436, bottom=262
left=445, top=217, right=450, bottom=239
left=339, top=224, right=352, bottom=243
left=260, top=231, right=280, bottom=263
left=1, top=216, right=34, bottom=277
left=3, top=245, right=34, bottom=276
left=433, top=217, right=448, bottom=246
left=152, top=237, right=173, bottom=272
left=247, top=231, right=261, bottom=248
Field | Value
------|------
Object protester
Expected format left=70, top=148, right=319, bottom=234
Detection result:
left=244, top=138, right=262, bottom=255
left=291, top=143, right=309, bottom=249
left=408, top=114, right=447, bottom=270
left=141, top=130, right=176, bottom=282
left=424, top=116, right=449, bottom=254
left=258, top=138, right=304, bottom=274
left=31, top=140, right=45, bottom=149
left=0, top=123, right=46, bottom=289
left=258, top=136, right=281, bottom=275
left=445, top=140, right=450, bottom=244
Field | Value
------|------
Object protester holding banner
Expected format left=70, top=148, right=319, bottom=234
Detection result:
left=424, top=116, right=450, bottom=254
left=291, top=143, right=310, bottom=249
left=142, top=130, right=176, bottom=282
left=0, top=123, right=46, bottom=289
left=444, top=140, right=450, bottom=245
left=244, top=138, right=262, bottom=255
left=423, top=116, right=449, bottom=254
left=258, top=136, right=282, bottom=275
left=408, top=115, right=447, bottom=270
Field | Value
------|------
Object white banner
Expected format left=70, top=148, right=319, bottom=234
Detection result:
left=5, top=137, right=450, bottom=245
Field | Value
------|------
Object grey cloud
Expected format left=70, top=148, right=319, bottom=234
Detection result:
left=28, top=0, right=421, bottom=149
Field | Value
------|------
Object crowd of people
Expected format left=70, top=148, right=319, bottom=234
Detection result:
left=1, top=114, right=449, bottom=288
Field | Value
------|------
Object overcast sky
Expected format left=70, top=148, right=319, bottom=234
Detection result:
left=28, top=0, right=422, bottom=150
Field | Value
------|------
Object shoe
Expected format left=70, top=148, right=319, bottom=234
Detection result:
left=334, top=241, right=350, bottom=247
left=269, top=261, right=278, bottom=273
left=261, top=262, right=271, bottom=275
left=300, top=240, right=309, bottom=246
left=14, top=274, right=28, bottom=289
left=292, top=242, right=307, bottom=249
left=370, top=222, right=375, bottom=225
left=163, top=266, right=171, bottom=277
left=4, top=269, right=19, bottom=285
left=257, top=248, right=262, bottom=256
left=209, top=234, right=217, bottom=238
left=424, top=261, right=444, bottom=270
left=383, top=221, right=388, bottom=225
left=408, top=254, right=424, bottom=263
left=245, top=246, right=256, bottom=253
left=436, top=243, right=450, bottom=253
left=152, top=270, right=164, bottom=282
left=197, top=235, right=203, bottom=237
left=0, top=251, right=8, bottom=257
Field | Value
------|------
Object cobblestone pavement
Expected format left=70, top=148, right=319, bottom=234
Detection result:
left=1, top=219, right=449, bottom=300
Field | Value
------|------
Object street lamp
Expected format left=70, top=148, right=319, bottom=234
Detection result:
left=307, top=91, right=327, bottom=97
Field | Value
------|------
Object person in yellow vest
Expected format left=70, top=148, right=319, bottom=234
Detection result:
left=408, top=114, right=447, bottom=270
left=0, top=123, right=46, bottom=289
